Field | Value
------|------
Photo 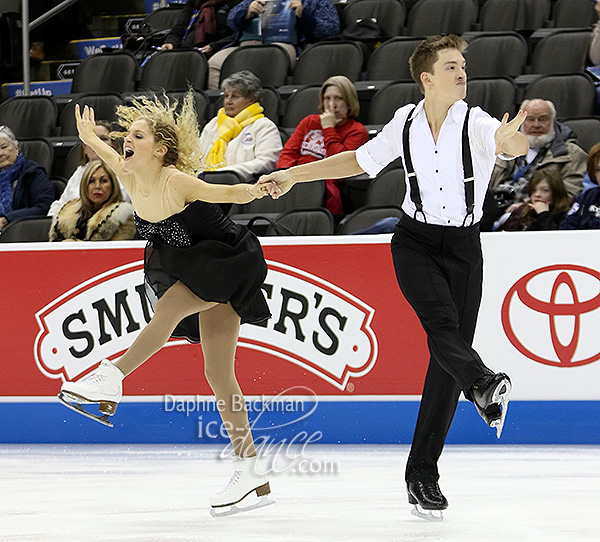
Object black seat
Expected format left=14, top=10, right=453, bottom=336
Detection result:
left=166, top=89, right=210, bottom=129
left=368, top=82, right=422, bottom=125
left=479, top=0, right=552, bottom=32
left=143, top=4, right=185, bottom=31
left=139, top=49, right=208, bottom=92
left=466, top=77, right=518, bottom=120
left=365, top=167, right=406, bottom=207
left=366, top=37, right=422, bottom=82
left=59, top=93, right=123, bottom=136
left=51, top=177, right=67, bottom=199
left=336, top=205, right=404, bottom=234
left=560, top=117, right=600, bottom=153
left=341, top=0, right=407, bottom=40
left=72, top=51, right=138, bottom=94
left=523, top=73, right=596, bottom=118
left=18, top=138, right=54, bottom=175
left=202, top=169, right=246, bottom=186
left=531, top=29, right=592, bottom=75
left=219, top=45, right=290, bottom=88
left=551, top=0, right=596, bottom=28
left=62, top=143, right=83, bottom=179
left=407, top=0, right=478, bottom=36
left=0, top=217, right=52, bottom=243
left=264, top=208, right=335, bottom=236
left=292, top=41, right=364, bottom=85
left=281, top=85, right=321, bottom=128
left=0, top=96, right=58, bottom=138
left=463, top=32, right=527, bottom=78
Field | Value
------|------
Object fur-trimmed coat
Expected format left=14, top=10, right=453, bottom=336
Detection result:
left=49, top=199, right=135, bottom=241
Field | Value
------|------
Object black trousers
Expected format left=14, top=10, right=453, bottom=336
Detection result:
left=391, top=215, right=491, bottom=483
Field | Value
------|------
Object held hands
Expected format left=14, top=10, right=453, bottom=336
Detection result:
left=494, top=110, right=528, bottom=156
left=257, top=170, right=295, bottom=199
left=247, top=181, right=272, bottom=200
left=75, top=104, right=97, bottom=145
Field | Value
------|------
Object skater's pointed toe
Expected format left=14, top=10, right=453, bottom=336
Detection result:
left=470, top=372, right=511, bottom=436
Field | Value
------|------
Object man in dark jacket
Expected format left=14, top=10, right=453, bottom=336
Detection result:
left=0, top=126, right=54, bottom=232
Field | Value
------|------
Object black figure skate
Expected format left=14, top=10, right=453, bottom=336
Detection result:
left=407, top=481, right=447, bottom=521
left=471, top=372, right=512, bottom=438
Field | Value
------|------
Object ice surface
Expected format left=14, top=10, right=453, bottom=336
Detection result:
left=1, top=444, right=599, bottom=542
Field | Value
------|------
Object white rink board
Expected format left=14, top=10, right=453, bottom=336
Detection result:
left=476, top=230, right=600, bottom=401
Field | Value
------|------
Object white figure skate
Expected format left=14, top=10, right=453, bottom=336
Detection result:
left=58, top=360, right=124, bottom=427
left=210, top=455, right=273, bottom=517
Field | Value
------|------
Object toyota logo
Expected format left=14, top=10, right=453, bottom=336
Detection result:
left=501, top=265, right=600, bottom=367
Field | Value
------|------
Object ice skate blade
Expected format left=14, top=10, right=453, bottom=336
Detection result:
left=490, top=378, right=511, bottom=439
left=210, top=496, right=274, bottom=518
left=58, top=393, right=114, bottom=428
left=411, top=505, right=444, bottom=522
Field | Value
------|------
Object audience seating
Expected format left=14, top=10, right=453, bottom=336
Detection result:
left=523, top=73, right=596, bottom=118
left=72, top=51, right=137, bottom=94
left=18, top=137, right=54, bottom=174
left=281, top=86, right=321, bottom=128
left=560, top=117, right=600, bottom=153
left=407, top=0, right=479, bottom=36
left=479, top=0, right=552, bottom=32
left=58, top=93, right=123, bottom=136
left=466, top=76, right=518, bottom=120
left=219, top=45, right=290, bottom=89
left=341, top=0, right=407, bottom=40
left=292, top=41, right=363, bottom=85
left=336, top=205, right=404, bottom=234
left=0, top=217, right=53, bottom=243
left=366, top=37, right=422, bottom=82
left=368, top=82, right=422, bottom=125
left=264, top=208, right=335, bottom=236
left=0, top=96, right=58, bottom=138
left=551, top=0, right=596, bottom=28
left=463, top=32, right=527, bottom=78
left=530, top=29, right=592, bottom=75
left=139, top=49, right=208, bottom=92
left=365, top=167, right=406, bottom=207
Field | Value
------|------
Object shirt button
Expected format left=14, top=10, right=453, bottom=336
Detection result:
left=439, top=187, right=443, bottom=191
left=442, top=206, right=446, bottom=209
left=435, top=150, right=438, bottom=154
left=447, top=220, right=451, bottom=224
left=435, top=169, right=439, bottom=173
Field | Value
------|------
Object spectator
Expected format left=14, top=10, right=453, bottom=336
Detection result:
left=495, top=169, right=571, bottom=231
left=49, top=160, right=134, bottom=241
left=207, top=0, right=340, bottom=89
left=0, top=125, right=54, bottom=233
left=49, top=120, right=129, bottom=217
left=277, top=75, right=368, bottom=214
left=199, top=70, right=281, bottom=181
left=560, top=142, right=600, bottom=230
left=589, top=0, right=600, bottom=66
left=482, top=98, right=587, bottom=230
left=160, top=0, right=240, bottom=57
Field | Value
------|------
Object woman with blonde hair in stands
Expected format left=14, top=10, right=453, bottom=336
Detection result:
left=277, top=75, right=369, bottom=215
left=49, top=160, right=135, bottom=241
left=59, top=92, right=275, bottom=516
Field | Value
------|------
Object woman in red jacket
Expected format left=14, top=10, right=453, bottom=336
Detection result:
left=277, top=75, right=368, bottom=214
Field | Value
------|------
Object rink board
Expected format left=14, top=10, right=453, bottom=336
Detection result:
left=1, top=232, right=600, bottom=444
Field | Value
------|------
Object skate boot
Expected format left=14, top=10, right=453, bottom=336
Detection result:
left=210, top=455, right=273, bottom=517
left=470, top=372, right=512, bottom=438
left=407, top=481, right=447, bottom=521
left=58, top=360, right=124, bottom=427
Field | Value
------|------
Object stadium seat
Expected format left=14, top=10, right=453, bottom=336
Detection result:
left=366, top=37, right=422, bottom=82
left=466, top=77, right=518, bottom=120
left=368, top=82, right=422, bottom=125
left=139, top=49, right=208, bottom=92
left=531, top=29, right=592, bottom=75
left=479, top=0, right=552, bottom=32
left=551, top=0, right=596, bottom=28
left=0, top=217, right=52, bottom=243
left=0, top=96, right=58, bottom=138
left=18, top=138, right=54, bottom=175
left=560, top=117, right=600, bottom=153
left=264, top=208, right=335, bottom=236
left=463, top=32, right=527, bottom=78
left=59, top=93, right=123, bottom=136
left=523, top=73, right=596, bottom=118
left=365, top=167, right=406, bottom=207
left=219, top=45, right=290, bottom=88
left=281, top=86, right=321, bottom=128
left=292, top=41, right=363, bottom=85
left=407, top=0, right=478, bottom=36
left=336, top=205, right=404, bottom=234
left=341, top=0, right=406, bottom=40
left=72, top=51, right=137, bottom=94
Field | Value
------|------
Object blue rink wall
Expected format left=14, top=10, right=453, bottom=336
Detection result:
left=1, top=399, right=599, bottom=445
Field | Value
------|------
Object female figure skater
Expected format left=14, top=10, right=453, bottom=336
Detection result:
left=59, top=93, right=273, bottom=516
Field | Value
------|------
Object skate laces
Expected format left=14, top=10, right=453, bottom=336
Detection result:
left=216, top=471, right=241, bottom=495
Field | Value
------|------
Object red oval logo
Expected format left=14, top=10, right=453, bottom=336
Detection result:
left=501, top=265, right=600, bottom=367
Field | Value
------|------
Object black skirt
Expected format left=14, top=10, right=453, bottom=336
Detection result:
left=137, top=201, right=271, bottom=343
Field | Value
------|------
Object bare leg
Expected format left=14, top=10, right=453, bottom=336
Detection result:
left=200, top=302, right=256, bottom=458
left=115, top=282, right=217, bottom=376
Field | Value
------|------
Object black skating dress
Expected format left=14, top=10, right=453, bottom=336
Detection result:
left=135, top=200, right=271, bottom=343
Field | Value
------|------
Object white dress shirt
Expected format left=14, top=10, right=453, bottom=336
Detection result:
left=356, top=99, right=504, bottom=226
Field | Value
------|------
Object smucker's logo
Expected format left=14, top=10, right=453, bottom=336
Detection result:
left=501, top=265, right=600, bottom=367
left=34, top=260, right=378, bottom=390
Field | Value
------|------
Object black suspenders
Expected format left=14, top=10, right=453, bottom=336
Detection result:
left=402, top=106, right=475, bottom=226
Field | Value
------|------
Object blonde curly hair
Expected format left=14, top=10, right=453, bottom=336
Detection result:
left=114, top=92, right=204, bottom=175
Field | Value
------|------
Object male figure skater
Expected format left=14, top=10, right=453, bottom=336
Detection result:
left=259, top=35, right=529, bottom=520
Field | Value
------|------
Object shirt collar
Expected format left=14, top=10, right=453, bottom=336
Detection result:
left=413, top=99, right=468, bottom=124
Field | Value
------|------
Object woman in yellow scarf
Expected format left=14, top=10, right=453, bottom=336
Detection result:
left=199, top=70, right=282, bottom=180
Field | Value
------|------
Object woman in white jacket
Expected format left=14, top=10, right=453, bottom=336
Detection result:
left=199, top=70, right=282, bottom=181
